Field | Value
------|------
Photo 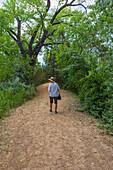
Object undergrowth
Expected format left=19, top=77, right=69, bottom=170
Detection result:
left=0, top=78, right=36, bottom=119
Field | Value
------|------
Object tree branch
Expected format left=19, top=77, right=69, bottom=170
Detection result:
left=16, top=40, right=27, bottom=59
left=52, top=14, right=75, bottom=26
left=10, top=30, right=17, bottom=37
left=52, top=21, right=64, bottom=25
left=21, top=40, right=29, bottom=46
left=68, top=0, right=76, bottom=4
left=62, top=14, right=74, bottom=17
left=56, top=0, right=61, bottom=11
left=52, top=21, right=73, bottom=27
left=33, top=29, right=56, bottom=55
left=50, top=0, right=87, bottom=24
left=65, top=0, right=68, bottom=4
left=16, top=17, right=21, bottom=40
left=42, top=42, right=63, bottom=47
left=50, top=4, right=66, bottom=24
left=46, top=0, right=50, bottom=13
left=29, top=25, right=40, bottom=46
left=69, top=3, right=87, bottom=13
left=25, top=21, right=33, bottom=31
left=28, top=25, right=40, bottom=58
left=38, top=26, right=44, bottom=41
left=43, top=0, right=51, bottom=20
left=8, top=31, right=17, bottom=42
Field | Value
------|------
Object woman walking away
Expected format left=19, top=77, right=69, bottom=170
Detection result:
left=48, top=77, right=60, bottom=114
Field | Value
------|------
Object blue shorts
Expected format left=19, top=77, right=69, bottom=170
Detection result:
left=50, top=97, right=58, bottom=104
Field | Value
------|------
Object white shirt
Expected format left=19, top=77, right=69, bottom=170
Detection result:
left=48, top=82, right=60, bottom=97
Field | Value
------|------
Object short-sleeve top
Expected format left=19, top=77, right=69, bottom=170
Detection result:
left=48, top=82, right=60, bottom=97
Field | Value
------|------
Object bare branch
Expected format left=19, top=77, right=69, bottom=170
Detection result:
left=8, top=31, right=17, bottom=42
left=68, top=0, right=87, bottom=12
left=70, top=0, right=75, bottom=4
left=46, top=0, right=51, bottom=13
left=10, top=30, right=17, bottom=38
left=43, top=0, right=51, bottom=20
left=52, top=13, right=75, bottom=25
left=52, top=21, right=73, bottom=27
left=16, top=17, right=21, bottom=40
left=65, top=0, right=68, bottom=4
left=47, top=37, right=53, bottom=42
left=62, top=14, right=74, bottom=17
left=50, top=4, right=66, bottom=24
left=29, top=25, right=40, bottom=46
left=8, top=23, right=26, bottom=59
left=38, top=26, right=43, bottom=41
left=50, top=0, right=87, bottom=24
left=42, top=42, right=63, bottom=47
left=52, top=21, right=64, bottom=25
left=33, top=29, right=56, bottom=55
left=69, top=3, right=87, bottom=13
left=27, top=1, right=46, bottom=42
left=56, top=0, right=61, bottom=11
left=25, top=21, right=33, bottom=31
left=21, top=40, right=29, bottom=46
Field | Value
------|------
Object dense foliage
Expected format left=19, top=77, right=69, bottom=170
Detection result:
left=0, top=33, right=36, bottom=118
left=52, top=1, right=113, bottom=132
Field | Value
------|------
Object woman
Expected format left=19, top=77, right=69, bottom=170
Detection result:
left=48, top=77, right=60, bottom=114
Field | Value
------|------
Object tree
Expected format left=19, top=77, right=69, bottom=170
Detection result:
left=0, top=0, right=87, bottom=67
left=53, top=1, right=113, bottom=131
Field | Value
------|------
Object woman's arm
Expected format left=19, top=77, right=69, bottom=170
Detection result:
left=48, top=84, right=51, bottom=92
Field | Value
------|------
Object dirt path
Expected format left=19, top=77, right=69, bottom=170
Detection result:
left=0, top=83, right=113, bottom=170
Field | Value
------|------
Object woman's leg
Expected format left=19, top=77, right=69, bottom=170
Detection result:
left=55, top=103, right=57, bottom=113
left=54, top=97, right=58, bottom=113
left=50, top=97, right=53, bottom=111
left=50, top=103, right=52, bottom=111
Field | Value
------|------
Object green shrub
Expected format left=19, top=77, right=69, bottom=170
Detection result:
left=0, top=83, right=36, bottom=118
left=78, top=65, right=113, bottom=131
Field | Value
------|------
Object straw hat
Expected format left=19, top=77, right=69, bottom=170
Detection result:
left=48, top=77, right=55, bottom=82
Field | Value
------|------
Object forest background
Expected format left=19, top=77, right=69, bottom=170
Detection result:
left=0, top=0, right=113, bottom=132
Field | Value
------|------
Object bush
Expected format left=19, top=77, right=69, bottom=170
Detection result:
left=0, top=81, right=36, bottom=118
left=78, top=66, right=113, bottom=131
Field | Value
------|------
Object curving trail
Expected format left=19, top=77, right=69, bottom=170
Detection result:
left=0, top=83, right=113, bottom=170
